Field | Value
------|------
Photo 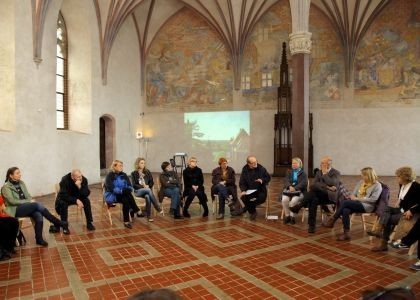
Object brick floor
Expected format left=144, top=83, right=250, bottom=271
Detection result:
left=0, top=175, right=418, bottom=299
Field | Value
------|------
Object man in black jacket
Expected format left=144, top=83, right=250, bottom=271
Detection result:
left=54, top=169, right=95, bottom=234
left=235, top=155, right=271, bottom=220
left=291, top=156, right=340, bottom=233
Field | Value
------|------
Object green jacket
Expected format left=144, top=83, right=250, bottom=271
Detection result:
left=1, top=180, right=32, bottom=217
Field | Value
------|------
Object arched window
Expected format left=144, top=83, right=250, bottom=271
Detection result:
left=56, top=12, right=68, bottom=129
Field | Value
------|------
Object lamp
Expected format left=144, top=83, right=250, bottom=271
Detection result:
left=136, top=132, right=143, bottom=139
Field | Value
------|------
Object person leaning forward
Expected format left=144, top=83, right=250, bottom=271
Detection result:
left=290, top=156, right=340, bottom=233
left=54, top=169, right=95, bottom=234
left=233, top=155, right=271, bottom=221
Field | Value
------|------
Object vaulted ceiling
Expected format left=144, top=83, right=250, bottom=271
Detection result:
left=32, top=0, right=393, bottom=89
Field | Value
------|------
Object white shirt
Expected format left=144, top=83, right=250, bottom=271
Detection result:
left=398, top=181, right=413, bottom=201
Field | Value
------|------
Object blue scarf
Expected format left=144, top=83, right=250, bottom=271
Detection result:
left=291, top=168, right=301, bottom=185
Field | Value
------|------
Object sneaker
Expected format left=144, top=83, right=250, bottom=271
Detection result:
left=87, top=223, right=96, bottom=231
left=63, top=227, right=70, bottom=235
left=409, top=261, right=420, bottom=271
left=123, top=222, right=132, bottom=229
left=390, top=241, right=409, bottom=249
left=283, top=216, right=291, bottom=225
left=136, top=212, right=145, bottom=218
left=290, top=217, right=296, bottom=225
left=148, top=217, right=154, bottom=222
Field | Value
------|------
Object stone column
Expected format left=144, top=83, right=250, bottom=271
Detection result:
left=289, top=0, right=311, bottom=172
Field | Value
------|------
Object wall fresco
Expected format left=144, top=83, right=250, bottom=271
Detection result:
left=146, top=8, right=232, bottom=111
left=241, top=0, right=291, bottom=109
left=354, top=0, right=420, bottom=104
left=308, top=5, right=344, bottom=104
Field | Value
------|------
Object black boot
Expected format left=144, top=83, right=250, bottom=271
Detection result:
left=183, top=198, right=192, bottom=218
left=42, top=208, right=67, bottom=229
left=34, top=221, right=48, bottom=247
left=202, top=202, right=209, bottom=217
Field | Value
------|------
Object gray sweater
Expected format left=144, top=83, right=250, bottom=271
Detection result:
left=352, top=180, right=382, bottom=213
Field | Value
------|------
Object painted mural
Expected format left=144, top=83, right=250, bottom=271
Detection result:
left=241, top=0, right=291, bottom=109
left=308, top=5, right=344, bottom=105
left=354, top=0, right=420, bottom=104
left=146, top=8, right=232, bottom=111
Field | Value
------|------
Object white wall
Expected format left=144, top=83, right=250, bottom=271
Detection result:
left=0, top=1, right=141, bottom=196
left=312, top=107, right=420, bottom=176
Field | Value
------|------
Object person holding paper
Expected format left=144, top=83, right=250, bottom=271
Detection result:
left=234, top=155, right=271, bottom=220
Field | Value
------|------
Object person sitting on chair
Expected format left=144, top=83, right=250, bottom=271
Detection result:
left=211, top=157, right=240, bottom=219
left=281, top=157, right=308, bottom=225
left=104, top=160, right=144, bottom=229
left=233, top=155, right=271, bottom=221
left=54, top=169, right=95, bottom=234
left=131, top=157, right=163, bottom=222
left=0, top=195, right=19, bottom=260
left=159, top=162, right=183, bottom=219
left=323, top=167, right=382, bottom=241
left=370, top=166, right=420, bottom=252
left=290, top=156, right=340, bottom=233
left=1, top=167, right=67, bottom=247
left=390, top=216, right=420, bottom=271
left=182, top=157, right=209, bottom=218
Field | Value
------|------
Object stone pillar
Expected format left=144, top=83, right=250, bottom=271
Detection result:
left=289, top=0, right=311, bottom=172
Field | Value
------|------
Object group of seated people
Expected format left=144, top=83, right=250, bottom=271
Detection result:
left=0, top=155, right=418, bottom=272
left=281, top=156, right=420, bottom=271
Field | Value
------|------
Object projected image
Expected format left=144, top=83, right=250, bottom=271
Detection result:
left=184, top=111, right=250, bottom=167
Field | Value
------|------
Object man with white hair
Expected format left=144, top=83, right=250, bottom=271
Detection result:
left=54, top=169, right=95, bottom=234
left=290, top=156, right=340, bottom=233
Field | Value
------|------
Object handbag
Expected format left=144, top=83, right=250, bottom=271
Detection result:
left=393, top=214, right=419, bottom=241
left=104, top=191, right=116, bottom=205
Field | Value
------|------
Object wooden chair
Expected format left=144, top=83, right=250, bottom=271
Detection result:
left=101, top=182, right=131, bottom=226
left=156, top=177, right=171, bottom=216
left=54, top=183, right=84, bottom=224
left=212, top=194, right=234, bottom=215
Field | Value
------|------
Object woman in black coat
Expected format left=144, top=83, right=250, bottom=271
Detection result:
left=370, top=166, right=420, bottom=251
left=211, top=157, right=239, bottom=219
left=182, top=157, right=209, bottom=218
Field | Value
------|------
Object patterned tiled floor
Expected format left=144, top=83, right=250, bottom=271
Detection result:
left=1, top=175, right=419, bottom=299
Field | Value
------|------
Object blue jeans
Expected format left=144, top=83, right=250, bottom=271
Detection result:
left=164, top=187, right=180, bottom=212
left=135, top=188, right=161, bottom=217
left=214, top=184, right=229, bottom=214
left=15, top=202, right=61, bottom=242
left=333, top=200, right=366, bottom=230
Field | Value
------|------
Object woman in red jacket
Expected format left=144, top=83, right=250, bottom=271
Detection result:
left=0, top=195, right=19, bottom=260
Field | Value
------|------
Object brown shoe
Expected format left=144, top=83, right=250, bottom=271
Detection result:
left=323, top=217, right=336, bottom=228
left=371, top=239, right=388, bottom=252
left=336, top=231, right=351, bottom=241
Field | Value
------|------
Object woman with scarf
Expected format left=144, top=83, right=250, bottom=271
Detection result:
left=323, top=167, right=382, bottom=241
left=281, top=157, right=308, bottom=225
left=131, top=157, right=162, bottom=222
left=1, top=167, right=67, bottom=247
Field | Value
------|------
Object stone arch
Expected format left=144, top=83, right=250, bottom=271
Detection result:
left=99, top=114, right=115, bottom=172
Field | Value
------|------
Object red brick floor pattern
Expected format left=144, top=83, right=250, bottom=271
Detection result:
left=0, top=175, right=419, bottom=299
